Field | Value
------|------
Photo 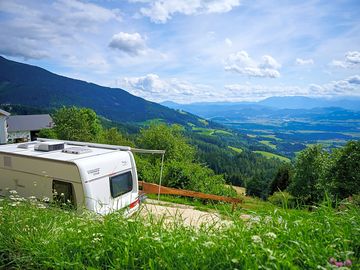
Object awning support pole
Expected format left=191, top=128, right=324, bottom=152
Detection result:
left=158, top=153, right=165, bottom=201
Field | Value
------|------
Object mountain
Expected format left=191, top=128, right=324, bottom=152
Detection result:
left=0, top=56, right=211, bottom=127
left=258, top=96, right=360, bottom=110
left=162, top=96, right=360, bottom=112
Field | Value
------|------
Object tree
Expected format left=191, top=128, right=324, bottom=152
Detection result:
left=269, top=164, right=293, bottom=195
left=137, top=124, right=195, bottom=162
left=53, top=106, right=102, bottom=142
left=288, top=145, right=329, bottom=205
left=329, top=141, right=360, bottom=199
left=98, top=128, right=134, bottom=147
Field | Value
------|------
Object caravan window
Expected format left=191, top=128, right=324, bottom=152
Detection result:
left=110, top=171, right=133, bottom=198
left=53, top=180, right=74, bottom=207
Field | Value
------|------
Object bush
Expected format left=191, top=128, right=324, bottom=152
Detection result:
left=268, top=191, right=296, bottom=209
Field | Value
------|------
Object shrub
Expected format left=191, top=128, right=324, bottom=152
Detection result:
left=268, top=191, right=296, bottom=209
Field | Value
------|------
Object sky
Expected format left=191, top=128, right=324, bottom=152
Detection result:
left=0, top=0, right=359, bottom=103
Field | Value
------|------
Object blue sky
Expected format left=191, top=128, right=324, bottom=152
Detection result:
left=0, top=0, right=359, bottom=103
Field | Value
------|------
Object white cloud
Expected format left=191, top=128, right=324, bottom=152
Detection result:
left=119, top=73, right=213, bottom=102
left=330, top=51, right=360, bottom=69
left=347, top=75, right=360, bottom=84
left=225, top=38, right=233, bottom=47
left=345, top=51, right=360, bottom=65
left=0, top=0, right=121, bottom=60
left=295, top=58, right=314, bottom=65
left=224, top=84, right=306, bottom=100
left=223, top=75, right=360, bottom=101
left=137, top=0, right=241, bottom=23
left=109, top=32, right=147, bottom=56
left=224, top=51, right=281, bottom=78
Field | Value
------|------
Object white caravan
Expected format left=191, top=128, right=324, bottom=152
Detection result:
left=0, top=139, right=165, bottom=215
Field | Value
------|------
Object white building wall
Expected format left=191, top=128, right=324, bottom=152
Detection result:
left=0, top=115, right=7, bottom=144
left=7, top=131, right=31, bottom=143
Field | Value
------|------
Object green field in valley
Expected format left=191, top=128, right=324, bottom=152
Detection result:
left=253, top=151, right=291, bottom=162
left=228, top=146, right=243, bottom=153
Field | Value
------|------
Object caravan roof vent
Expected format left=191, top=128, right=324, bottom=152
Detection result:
left=34, top=142, right=65, bottom=152
left=18, top=142, right=38, bottom=149
left=62, top=147, right=92, bottom=155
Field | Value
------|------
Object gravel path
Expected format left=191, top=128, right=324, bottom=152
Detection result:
left=139, top=199, right=232, bottom=228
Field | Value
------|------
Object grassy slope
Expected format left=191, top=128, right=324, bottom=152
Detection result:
left=0, top=198, right=359, bottom=269
left=253, top=151, right=291, bottom=162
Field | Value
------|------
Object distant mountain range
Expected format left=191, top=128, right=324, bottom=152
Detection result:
left=161, top=96, right=360, bottom=121
left=162, top=96, right=360, bottom=113
left=0, top=56, right=211, bottom=127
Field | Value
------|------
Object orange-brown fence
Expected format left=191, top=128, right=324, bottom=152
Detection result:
left=139, top=181, right=243, bottom=211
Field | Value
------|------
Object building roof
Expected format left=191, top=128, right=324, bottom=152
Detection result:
left=7, top=114, right=53, bottom=132
left=0, top=109, right=10, bottom=117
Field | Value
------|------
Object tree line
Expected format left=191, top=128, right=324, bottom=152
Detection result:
left=39, top=107, right=236, bottom=198
left=268, top=142, right=360, bottom=206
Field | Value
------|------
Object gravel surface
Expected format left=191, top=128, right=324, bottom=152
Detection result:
left=140, top=199, right=231, bottom=228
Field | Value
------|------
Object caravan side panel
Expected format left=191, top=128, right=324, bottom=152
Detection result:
left=0, top=153, right=85, bottom=208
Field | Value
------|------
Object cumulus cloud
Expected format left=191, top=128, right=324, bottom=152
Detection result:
left=330, top=51, right=360, bottom=69
left=119, top=73, right=213, bottom=102
left=0, top=0, right=120, bottom=60
left=109, top=32, right=147, bottom=56
left=223, top=75, right=360, bottom=101
left=224, top=51, right=281, bottom=78
left=347, top=75, right=360, bottom=84
left=295, top=58, right=314, bottom=65
left=136, top=0, right=241, bottom=23
left=307, top=75, right=360, bottom=96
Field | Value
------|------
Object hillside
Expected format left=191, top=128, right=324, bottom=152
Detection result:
left=0, top=56, right=211, bottom=127
left=162, top=100, right=360, bottom=157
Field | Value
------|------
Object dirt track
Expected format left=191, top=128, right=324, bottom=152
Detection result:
left=140, top=199, right=232, bottom=228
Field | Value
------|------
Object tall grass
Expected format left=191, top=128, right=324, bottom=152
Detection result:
left=0, top=196, right=359, bottom=269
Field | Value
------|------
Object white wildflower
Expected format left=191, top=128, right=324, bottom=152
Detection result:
left=9, top=190, right=17, bottom=194
left=92, top=237, right=101, bottom=243
left=251, top=235, right=262, bottom=244
left=9, top=202, right=19, bottom=207
left=42, top=197, right=50, bottom=203
left=264, top=216, right=272, bottom=224
left=37, top=203, right=46, bottom=209
left=203, top=241, right=215, bottom=248
left=250, top=216, right=260, bottom=223
left=265, top=232, right=277, bottom=239
left=60, top=193, right=65, bottom=197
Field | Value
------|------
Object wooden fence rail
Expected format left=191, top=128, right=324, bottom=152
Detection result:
left=139, top=181, right=243, bottom=211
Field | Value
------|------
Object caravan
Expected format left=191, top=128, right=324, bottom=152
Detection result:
left=0, top=139, right=164, bottom=215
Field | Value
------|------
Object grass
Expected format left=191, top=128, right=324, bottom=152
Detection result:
left=192, top=127, right=233, bottom=137
left=228, top=146, right=243, bottom=153
left=213, top=130, right=233, bottom=136
left=253, top=151, right=291, bottom=162
left=260, top=134, right=282, bottom=141
left=1, top=196, right=359, bottom=269
left=198, top=119, right=209, bottom=126
left=259, top=140, right=277, bottom=149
